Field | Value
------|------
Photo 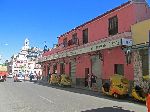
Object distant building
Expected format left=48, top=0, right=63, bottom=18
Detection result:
left=8, top=38, right=43, bottom=76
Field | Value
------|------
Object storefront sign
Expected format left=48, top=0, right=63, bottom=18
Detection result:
left=39, top=38, right=132, bottom=62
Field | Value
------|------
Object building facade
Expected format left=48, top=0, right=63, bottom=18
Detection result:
left=131, top=19, right=150, bottom=92
left=39, top=0, right=150, bottom=89
left=0, top=64, right=8, bottom=76
left=8, top=38, right=43, bottom=76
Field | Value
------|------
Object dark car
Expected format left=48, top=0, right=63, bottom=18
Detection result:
left=0, top=76, right=4, bottom=82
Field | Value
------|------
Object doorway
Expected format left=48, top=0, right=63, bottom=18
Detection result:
left=91, top=55, right=102, bottom=88
left=60, top=63, right=65, bottom=75
left=70, top=61, right=76, bottom=86
left=114, top=64, right=124, bottom=75
left=85, top=68, right=89, bottom=87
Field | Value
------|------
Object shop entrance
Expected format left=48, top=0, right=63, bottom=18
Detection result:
left=60, top=63, right=65, bottom=75
left=85, top=68, right=89, bottom=87
left=53, top=64, right=57, bottom=74
left=91, top=55, right=102, bottom=89
left=70, top=61, right=76, bottom=86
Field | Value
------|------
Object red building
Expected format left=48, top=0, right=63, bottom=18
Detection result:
left=39, top=0, right=150, bottom=89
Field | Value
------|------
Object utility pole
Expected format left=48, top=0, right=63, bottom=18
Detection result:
left=0, top=55, right=2, bottom=64
left=148, top=30, right=150, bottom=75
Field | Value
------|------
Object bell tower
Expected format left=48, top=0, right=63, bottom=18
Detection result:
left=24, top=38, right=29, bottom=48
left=22, top=38, right=30, bottom=51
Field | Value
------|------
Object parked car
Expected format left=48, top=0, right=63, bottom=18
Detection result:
left=102, top=74, right=129, bottom=98
left=50, top=74, right=61, bottom=85
left=14, top=74, right=25, bottom=82
left=59, top=74, right=71, bottom=87
left=7, top=73, right=13, bottom=78
left=0, top=76, right=4, bottom=82
left=24, top=74, right=30, bottom=81
left=0, top=74, right=6, bottom=82
left=131, top=75, right=150, bottom=102
left=131, top=85, right=146, bottom=102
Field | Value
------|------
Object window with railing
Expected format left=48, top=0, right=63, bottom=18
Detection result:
left=60, top=63, right=65, bottom=75
left=68, top=39, right=72, bottom=46
left=63, top=38, right=68, bottom=47
left=108, top=16, right=118, bottom=36
left=83, top=28, right=88, bottom=44
left=72, top=33, right=78, bottom=45
left=53, top=64, right=57, bottom=74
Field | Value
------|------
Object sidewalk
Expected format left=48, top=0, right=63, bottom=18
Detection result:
left=36, top=79, right=100, bottom=91
left=35, top=79, right=101, bottom=96
left=34, top=79, right=145, bottom=106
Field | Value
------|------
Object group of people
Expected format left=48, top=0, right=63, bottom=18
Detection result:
left=29, top=71, right=41, bottom=81
left=87, top=73, right=97, bottom=90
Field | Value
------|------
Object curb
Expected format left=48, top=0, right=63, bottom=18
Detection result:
left=36, top=80, right=101, bottom=93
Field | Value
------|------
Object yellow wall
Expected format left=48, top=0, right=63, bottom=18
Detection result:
left=0, top=65, right=7, bottom=72
left=131, top=19, right=150, bottom=45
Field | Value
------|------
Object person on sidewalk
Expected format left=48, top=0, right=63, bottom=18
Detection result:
left=37, top=71, right=41, bottom=80
left=29, top=72, right=33, bottom=82
left=88, top=73, right=92, bottom=89
left=3, top=75, right=6, bottom=81
left=91, top=73, right=98, bottom=91
left=146, top=89, right=150, bottom=112
left=47, top=70, right=51, bottom=83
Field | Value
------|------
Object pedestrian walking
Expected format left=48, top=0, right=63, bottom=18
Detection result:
left=91, top=73, right=97, bottom=84
left=37, top=71, right=41, bottom=80
left=88, top=73, right=92, bottom=89
left=146, top=89, right=150, bottom=112
left=91, top=73, right=98, bottom=91
left=3, top=75, right=6, bottom=81
left=47, top=70, right=51, bottom=83
left=29, top=72, right=33, bottom=82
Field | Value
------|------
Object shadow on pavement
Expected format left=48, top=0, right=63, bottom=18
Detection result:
left=81, top=106, right=135, bottom=112
left=34, top=80, right=145, bottom=106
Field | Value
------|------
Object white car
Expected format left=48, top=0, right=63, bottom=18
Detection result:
left=7, top=74, right=13, bottom=78
left=14, top=74, right=25, bottom=82
left=17, top=74, right=25, bottom=81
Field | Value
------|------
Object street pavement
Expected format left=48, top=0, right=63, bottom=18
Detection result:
left=0, top=78, right=147, bottom=112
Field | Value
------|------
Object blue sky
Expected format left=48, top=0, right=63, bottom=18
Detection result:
left=0, top=0, right=149, bottom=63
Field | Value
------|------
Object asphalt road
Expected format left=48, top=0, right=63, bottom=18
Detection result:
left=0, top=78, right=147, bottom=112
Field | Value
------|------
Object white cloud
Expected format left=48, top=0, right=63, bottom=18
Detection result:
left=4, top=43, right=8, bottom=46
